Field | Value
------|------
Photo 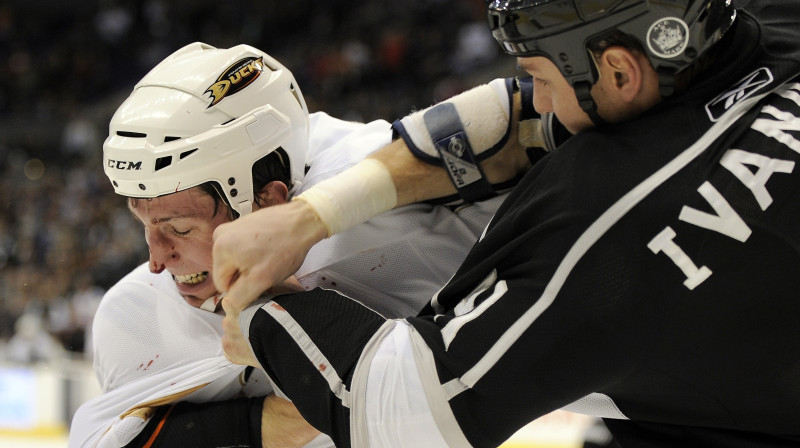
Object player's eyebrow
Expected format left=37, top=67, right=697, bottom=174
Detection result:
left=126, top=199, right=196, bottom=225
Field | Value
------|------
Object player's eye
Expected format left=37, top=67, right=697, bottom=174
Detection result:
left=172, top=227, right=191, bottom=236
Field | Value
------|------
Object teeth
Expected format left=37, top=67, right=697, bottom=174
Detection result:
left=175, top=272, right=208, bottom=284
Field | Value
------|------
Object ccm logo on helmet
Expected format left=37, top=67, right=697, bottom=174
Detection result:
left=107, top=160, right=142, bottom=170
left=205, top=56, right=264, bottom=108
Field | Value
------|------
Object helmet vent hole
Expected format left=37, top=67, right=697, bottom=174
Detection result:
left=155, top=156, right=173, bottom=172
left=117, top=131, right=146, bottom=138
left=289, top=83, right=303, bottom=108
left=180, top=148, right=198, bottom=159
left=164, top=136, right=181, bottom=142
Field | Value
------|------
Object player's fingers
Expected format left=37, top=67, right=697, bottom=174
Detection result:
left=220, top=301, right=244, bottom=362
left=223, top=269, right=272, bottom=312
left=213, top=265, right=239, bottom=295
left=220, top=298, right=239, bottom=324
left=212, top=227, right=242, bottom=293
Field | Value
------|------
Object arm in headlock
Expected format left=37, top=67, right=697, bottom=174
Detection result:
left=212, top=78, right=568, bottom=310
left=296, top=76, right=569, bottom=236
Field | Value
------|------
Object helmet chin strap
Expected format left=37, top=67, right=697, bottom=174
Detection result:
left=657, top=67, right=677, bottom=98
left=574, top=81, right=609, bottom=128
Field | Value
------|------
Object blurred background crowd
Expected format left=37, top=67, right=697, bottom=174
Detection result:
left=0, top=0, right=515, bottom=364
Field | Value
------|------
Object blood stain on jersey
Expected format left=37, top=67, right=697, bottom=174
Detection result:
left=369, top=254, right=387, bottom=271
left=270, top=302, right=286, bottom=312
left=205, top=56, right=264, bottom=108
left=137, top=354, right=160, bottom=371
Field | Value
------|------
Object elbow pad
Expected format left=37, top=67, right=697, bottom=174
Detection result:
left=392, top=77, right=558, bottom=203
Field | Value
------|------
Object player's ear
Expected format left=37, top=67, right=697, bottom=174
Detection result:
left=255, top=181, right=289, bottom=209
left=598, top=46, right=643, bottom=103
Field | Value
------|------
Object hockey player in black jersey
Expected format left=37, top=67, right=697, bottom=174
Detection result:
left=215, top=1, right=800, bottom=446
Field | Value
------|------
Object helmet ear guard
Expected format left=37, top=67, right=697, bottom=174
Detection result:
left=102, top=42, right=309, bottom=215
left=487, top=0, right=736, bottom=113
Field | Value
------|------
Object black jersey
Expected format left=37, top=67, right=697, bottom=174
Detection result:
left=404, top=4, right=800, bottom=447
left=244, top=3, right=800, bottom=448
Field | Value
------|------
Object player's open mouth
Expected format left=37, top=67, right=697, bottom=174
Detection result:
left=174, top=272, right=208, bottom=284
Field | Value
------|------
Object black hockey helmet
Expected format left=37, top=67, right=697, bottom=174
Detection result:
left=486, top=0, right=736, bottom=110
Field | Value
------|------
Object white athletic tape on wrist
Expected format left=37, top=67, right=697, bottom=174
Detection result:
left=294, top=158, right=397, bottom=237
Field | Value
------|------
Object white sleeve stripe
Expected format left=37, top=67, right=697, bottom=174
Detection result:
left=261, top=301, right=351, bottom=407
left=442, top=277, right=507, bottom=350
left=561, top=392, right=629, bottom=419
left=452, top=78, right=780, bottom=396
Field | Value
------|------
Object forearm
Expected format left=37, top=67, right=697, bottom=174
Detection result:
left=295, top=90, right=530, bottom=237
left=212, top=79, right=538, bottom=309
left=372, top=89, right=529, bottom=206
left=121, top=396, right=318, bottom=448
left=122, top=398, right=264, bottom=448
left=261, top=394, right=321, bottom=448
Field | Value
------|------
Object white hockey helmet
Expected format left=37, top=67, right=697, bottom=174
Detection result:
left=103, top=42, right=309, bottom=216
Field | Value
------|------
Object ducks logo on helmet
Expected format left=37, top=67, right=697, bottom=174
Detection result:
left=205, top=56, right=264, bottom=108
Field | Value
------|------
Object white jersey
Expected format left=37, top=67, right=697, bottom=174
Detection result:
left=69, top=113, right=503, bottom=447
left=69, top=264, right=271, bottom=447
left=298, top=113, right=506, bottom=317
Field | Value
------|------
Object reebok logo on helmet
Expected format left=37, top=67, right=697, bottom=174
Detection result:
left=205, top=56, right=264, bottom=108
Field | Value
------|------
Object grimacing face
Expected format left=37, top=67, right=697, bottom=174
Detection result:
left=128, top=187, right=232, bottom=308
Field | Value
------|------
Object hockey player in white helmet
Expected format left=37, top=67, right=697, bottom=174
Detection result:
left=102, top=41, right=310, bottom=312
left=69, top=40, right=539, bottom=448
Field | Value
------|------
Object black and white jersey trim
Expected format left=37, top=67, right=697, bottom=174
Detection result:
left=433, top=70, right=784, bottom=409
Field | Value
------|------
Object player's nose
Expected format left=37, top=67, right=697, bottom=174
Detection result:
left=146, top=231, right=177, bottom=273
left=533, top=88, right=553, bottom=114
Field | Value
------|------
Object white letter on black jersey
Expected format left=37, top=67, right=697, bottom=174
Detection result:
left=719, top=149, right=794, bottom=210
left=648, top=227, right=712, bottom=290
left=751, top=86, right=800, bottom=154
left=777, top=83, right=800, bottom=107
left=678, top=181, right=751, bottom=242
